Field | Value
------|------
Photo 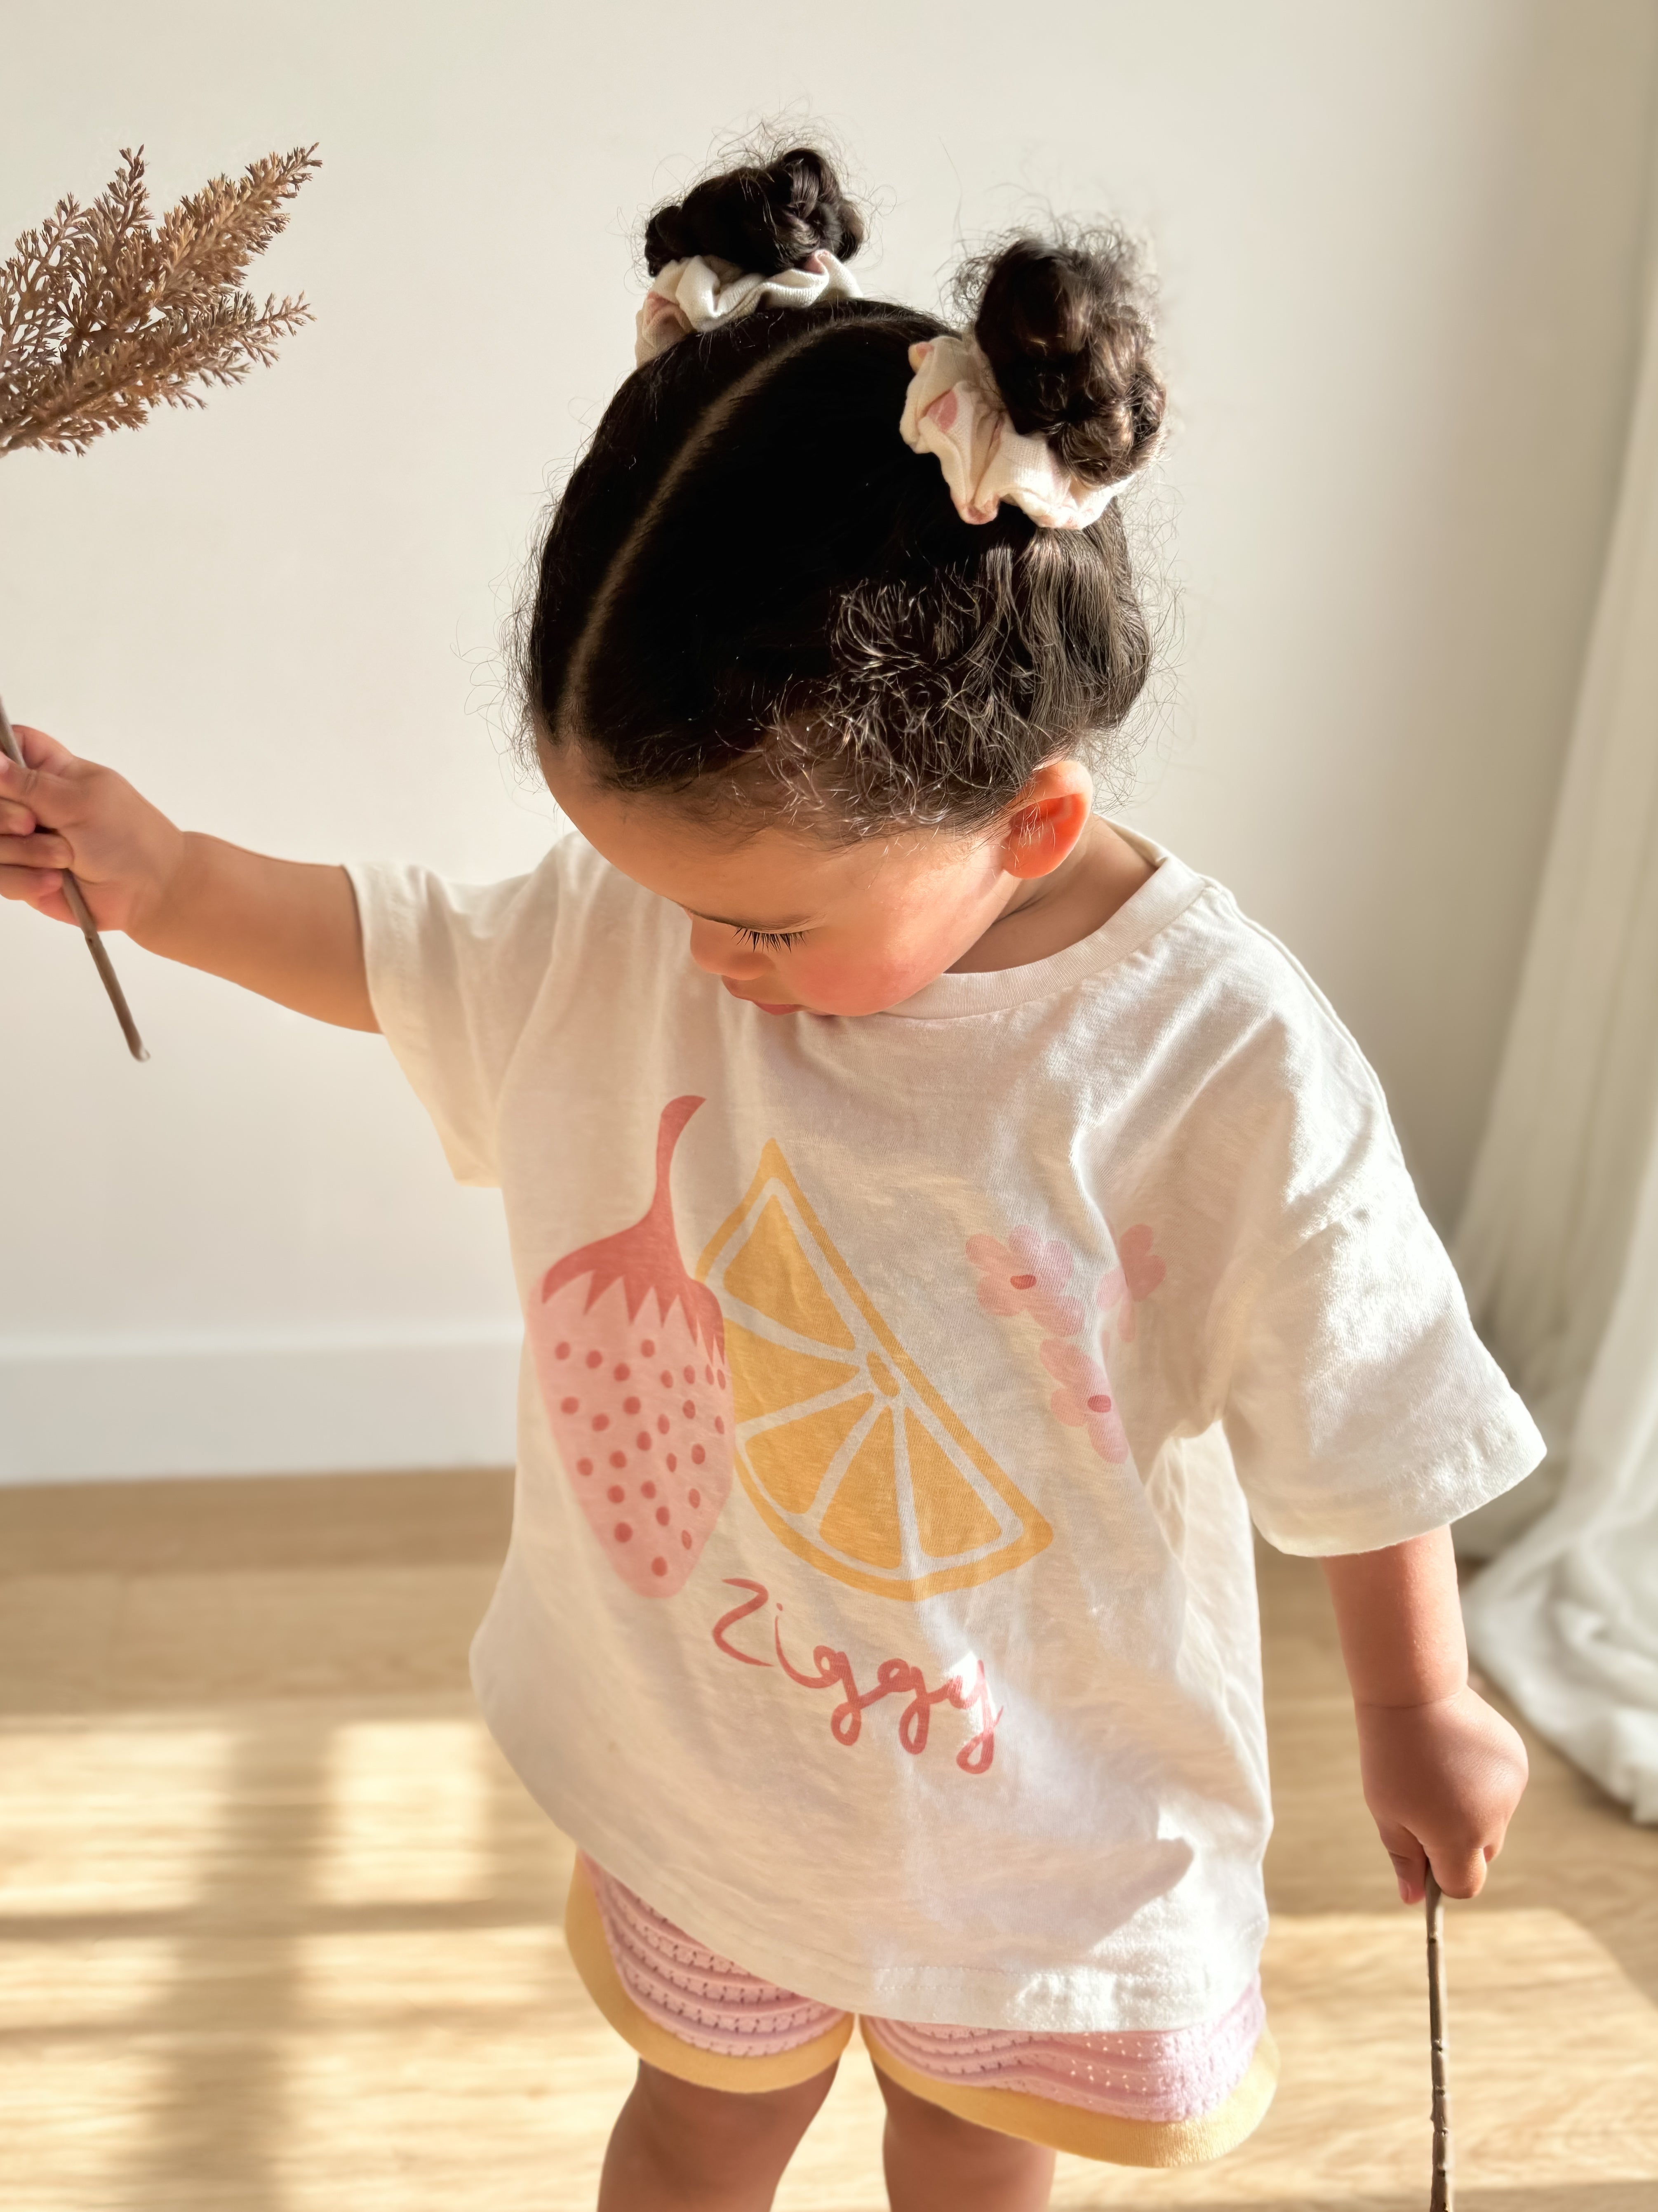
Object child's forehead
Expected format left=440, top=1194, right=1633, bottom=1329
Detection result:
left=540, top=733, right=971, bottom=923
left=619, top=802, right=962, bottom=926
left=541, top=734, right=986, bottom=924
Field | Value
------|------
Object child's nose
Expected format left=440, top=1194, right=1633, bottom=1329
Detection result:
left=685, top=918, right=766, bottom=980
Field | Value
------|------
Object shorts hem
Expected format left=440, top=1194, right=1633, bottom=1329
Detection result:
left=564, top=1855, right=855, bottom=2092
left=564, top=1860, right=1278, bottom=2161
left=861, top=2016, right=1278, bottom=2167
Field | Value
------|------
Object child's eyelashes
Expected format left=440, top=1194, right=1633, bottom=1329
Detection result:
left=735, top=927, right=806, bottom=952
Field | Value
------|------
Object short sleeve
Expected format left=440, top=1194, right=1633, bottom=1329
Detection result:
left=1218, top=1020, right=1544, bottom=1557
left=347, top=856, right=558, bottom=1188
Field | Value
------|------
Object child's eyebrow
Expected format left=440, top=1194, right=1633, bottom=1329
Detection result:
left=688, top=908, right=816, bottom=931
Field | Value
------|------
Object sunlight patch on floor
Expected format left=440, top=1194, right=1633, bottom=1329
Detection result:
left=0, top=1720, right=233, bottom=1915
left=1, top=1629, right=1654, bottom=2207
left=314, top=1719, right=496, bottom=1906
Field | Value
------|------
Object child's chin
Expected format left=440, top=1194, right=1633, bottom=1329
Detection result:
left=722, top=981, right=804, bottom=1015
left=722, top=975, right=924, bottom=1018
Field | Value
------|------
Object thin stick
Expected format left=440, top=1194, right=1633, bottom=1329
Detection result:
left=0, top=697, right=148, bottom=1061
left=1426, top=1870, right=1453, bottom=2212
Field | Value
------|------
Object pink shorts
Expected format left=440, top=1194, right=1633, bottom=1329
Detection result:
left=565, top=1854, right=1277, bottom=2166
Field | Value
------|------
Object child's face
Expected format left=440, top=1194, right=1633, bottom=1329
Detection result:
left=539, top=738, right=1081, bottom=1018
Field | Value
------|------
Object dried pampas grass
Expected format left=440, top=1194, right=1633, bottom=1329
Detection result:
left=0, top=141, right=320, bottom=1059
left=0, top=143, right=319, bottom=459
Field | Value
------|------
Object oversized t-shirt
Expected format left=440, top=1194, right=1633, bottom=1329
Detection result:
left=347, top=825, right=1543, bottom=2035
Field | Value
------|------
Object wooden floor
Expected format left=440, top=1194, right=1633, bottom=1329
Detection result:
left=2, top=1470, right=1655, bottom=2212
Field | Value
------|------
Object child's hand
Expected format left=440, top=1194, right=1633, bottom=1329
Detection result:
left=1322, top=1527, right=1528, bottom=1907
left=0, top=720, right=374, bottom=1028
left=1354, top=1684, right=1528, bottom=1904
left=0, top=723, right=185, bottom=934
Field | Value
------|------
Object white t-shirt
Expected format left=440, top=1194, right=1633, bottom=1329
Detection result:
left=348, top=827, right=1542, bottom=2035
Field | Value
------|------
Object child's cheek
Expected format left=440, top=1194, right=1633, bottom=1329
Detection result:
left=792, top=942, right=943, bottom=1015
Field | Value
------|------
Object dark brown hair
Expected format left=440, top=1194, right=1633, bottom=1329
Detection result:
left=521, top=146, right=1166, bottom=839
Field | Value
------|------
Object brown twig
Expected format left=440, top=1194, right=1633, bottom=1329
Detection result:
left=1426, top=1870, right=1453, bottom=2212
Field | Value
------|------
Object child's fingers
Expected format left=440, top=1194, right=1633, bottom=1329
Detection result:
left=1376, top=1818, right=1428, bottom=1903
left=1427, top=1840, right=1491, bottom=1902
left=0, top=749, right=80, bottom=832
left=8, top=722, right=76, bottom=773
left=0, top=861, right=70, bottom=919
left=0, top=830, right=71, bottom=870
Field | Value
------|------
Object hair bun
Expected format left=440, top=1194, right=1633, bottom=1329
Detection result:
left=644, top=147, right=864, bottom=280
left=969, top=233, right=1164, bottom=487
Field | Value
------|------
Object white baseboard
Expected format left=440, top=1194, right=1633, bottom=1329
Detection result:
left=0, top=1327, right=521, bottom=1484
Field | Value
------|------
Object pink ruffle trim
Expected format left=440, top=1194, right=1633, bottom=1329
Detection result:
left=581, top=1856, right=1263, bottom=2119
left=584, top=1856, right=843, bottom=2058
left=865, top=1980, right=1264, bottom=2122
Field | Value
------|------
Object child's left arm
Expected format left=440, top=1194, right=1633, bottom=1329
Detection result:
left=1321, top=1529, right=1528, bottom=1903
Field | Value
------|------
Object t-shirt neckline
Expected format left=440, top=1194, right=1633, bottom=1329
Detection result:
left=880, top=824, right=1206, bottom=1020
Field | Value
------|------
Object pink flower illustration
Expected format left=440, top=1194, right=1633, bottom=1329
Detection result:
left=1097, top=1224, right=1166, bottom=1344
left=1039, top=1340, right=1129, bottom=1464
left=966, top=1227, right=1085, bottom=1337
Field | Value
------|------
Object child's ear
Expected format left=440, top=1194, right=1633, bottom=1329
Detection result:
left=1000, top=760, right=1095, bottom=880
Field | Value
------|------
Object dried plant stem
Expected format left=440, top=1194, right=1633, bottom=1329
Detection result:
left=1426, top=1871, right=1452, bottom=2212
left=0, top=140, right=320, bottom=1058
left=0, top=698, right=147, bottom=1060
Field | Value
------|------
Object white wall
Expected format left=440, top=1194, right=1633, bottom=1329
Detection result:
left=2, top=0, right=1655, bottom=1482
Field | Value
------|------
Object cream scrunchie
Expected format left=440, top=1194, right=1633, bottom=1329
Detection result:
left=634, top=251, right=863, bottom=366
left=634, top=266, right=1137, bottom=532
left=899, top=333, right=1131, bottom=531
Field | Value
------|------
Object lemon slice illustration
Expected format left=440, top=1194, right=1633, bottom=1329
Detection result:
left=697, top=1142, right=1052, bottom=1600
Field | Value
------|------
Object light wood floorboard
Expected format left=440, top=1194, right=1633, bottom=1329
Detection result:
left=1, top=1471, right=1654, bottom=2210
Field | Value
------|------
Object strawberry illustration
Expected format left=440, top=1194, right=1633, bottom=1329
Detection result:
left=529, top=1095, right=733, bottom=1597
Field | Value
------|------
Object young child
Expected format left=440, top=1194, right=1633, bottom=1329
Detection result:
left=0, top=146, right=1537, bottom=2212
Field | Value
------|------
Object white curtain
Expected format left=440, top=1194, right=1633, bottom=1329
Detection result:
left=1454, top=240, right=1658, bottom=1823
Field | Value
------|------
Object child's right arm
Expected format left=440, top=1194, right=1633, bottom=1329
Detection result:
left=0, top=725, right=376, bottom=1031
